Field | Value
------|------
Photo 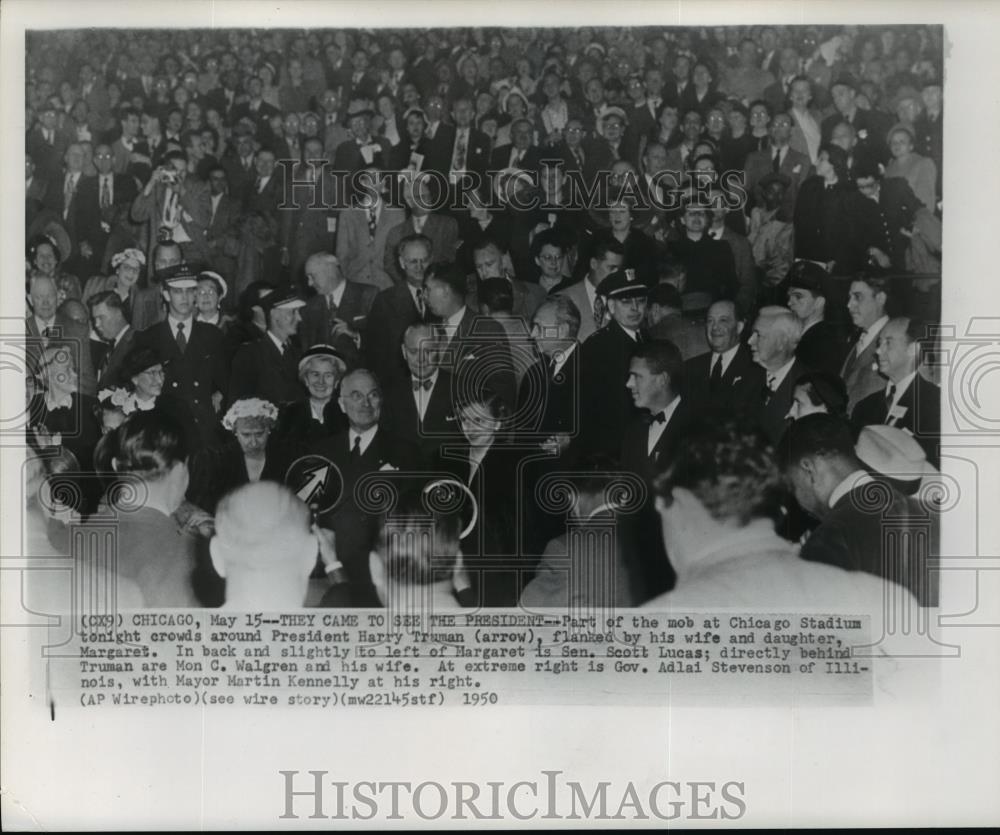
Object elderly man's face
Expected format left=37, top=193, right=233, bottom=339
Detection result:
left=474, top=246, right=505, bottom=281
left=608, top=294, right=647, bottom=330
left=305, top=257, right=339, bottom=295
left=339, top=372, right=382, bottom=431
left=399, top=242, right=430, bottom=286
left=402, top=329, right=438, bottom=380
left=748, top=315, right=788, bottom=368
left=30, top=277, right=59, bottom=320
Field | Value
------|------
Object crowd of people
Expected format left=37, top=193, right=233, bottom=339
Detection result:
left=24, top=24, right=943, bottom=612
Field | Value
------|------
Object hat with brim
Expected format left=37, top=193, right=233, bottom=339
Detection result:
left=788, top=260, right=831, bottom=297
left=261, top=286, right=306, bottom=312
left=197, top=270, right=228, bottom=300
left=346, top=99, right=376, bottom=119
left=601, top=106, right=629, bottom=126
left=163, top=269, right=199, bottom=290
left=856, top=425, right=938, bottom=481
left=298, top=344, right=348, bottom=374
left=599, top=267, right=649, bottom=299
left=119, top=346, right=169, bottom=384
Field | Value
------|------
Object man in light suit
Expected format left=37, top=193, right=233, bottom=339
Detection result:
left=299, top=252, right=377, bottom=367
left=748, top=305, right=812, bottom=444
left=88, top=291, right=136, bottom=391
left=383, top=174, right=459, bottom=284
left=744, top=112, right=813, bottom=217
left=841, top=274, right=891, bottom=413
left=553, top=237, right=625, bottom=342
left=335, top=163, right=405, bottom=291
left=130, top=150, right=212, bottom=268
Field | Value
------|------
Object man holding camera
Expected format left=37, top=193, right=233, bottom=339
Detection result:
left=131, top=149, right=212, bottom=269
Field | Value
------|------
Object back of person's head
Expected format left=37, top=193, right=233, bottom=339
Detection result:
left=479, top=277, right=514, bottom=314
left=776, top=412, right=858, bottom=471
left=653, top=419, right=785, bottom=527
left=109, top=410, right=188, bottom=481
left=424, top=261, right=466, bottom=298
left=374, top=485, right=464, bottom=587
left=793, top=371, right=849, bottom=417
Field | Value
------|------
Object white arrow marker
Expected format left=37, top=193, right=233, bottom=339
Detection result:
left=296, top=462, right=330, bottom=505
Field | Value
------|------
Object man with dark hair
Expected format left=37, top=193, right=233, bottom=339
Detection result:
left=684, top=298, right=764, bottom=420
left=842, top=273, right=892, bottom=412
left=821, top=77, right=892, bottom=165
left=785, top=261, right=848, bottom=375
left=645, top=283, right=708, bottom=360
left=473, top=238, right=546, bottom=321
left=778, top=413, right=934, bottom=605
left=643, top=418, right=905, bottom=608
left=423, top=261, right=515, bottom=411
left=578, top=268, right=648, bottom=457
left=88, top=290, right=135, bottom=391
left=851, top=317, right=941, bottom=468
left=554, top=236, right=625, bottom=342
left=854, top=161, right=935, bottom=272
left=667, top=198, right=738, bottom=307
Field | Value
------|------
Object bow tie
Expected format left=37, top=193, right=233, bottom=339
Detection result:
left=412, top=377, right=433, bottom=392
left=648, top=411, right=666, bottom=425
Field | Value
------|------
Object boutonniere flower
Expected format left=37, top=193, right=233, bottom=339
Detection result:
left=858, top=129, right=868, bottom=140
left=733, top=376, right=742, bottom=384
left=792, top=164, right=802, bottom=174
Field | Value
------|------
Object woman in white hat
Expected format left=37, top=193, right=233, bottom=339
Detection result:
left=193, top=270, right=233, bottom=328
left=82, top=247, right=164, bottom=331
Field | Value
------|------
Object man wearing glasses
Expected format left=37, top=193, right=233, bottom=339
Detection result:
left=74, top=142, right=138, bottom=276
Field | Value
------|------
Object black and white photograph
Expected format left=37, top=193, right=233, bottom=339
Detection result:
left=1, top=0, right=998, bottom=829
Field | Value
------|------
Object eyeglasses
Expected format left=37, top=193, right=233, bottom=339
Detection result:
left=344, top=390, right=381, bottom=404
left=95, top=153, right=113, bottom=159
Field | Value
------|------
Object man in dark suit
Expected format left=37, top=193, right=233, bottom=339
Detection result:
left=821, top=78, right=892, bottom=166
left=26, top=274, right=97, bottom=397
left=364, top=234, right=436, bottom=388
left=229, top=287, right=307, bottom=408
left=220, top=131, right=259, bottom=209
left=205, top=165, right=242, bottom=293
left=311, top=368, right=417, bottom=605
left=489, top=118, right=544, bottom=174
left=578, top=268, right=648, bottom=458
left=851, top=317, right=941, bottom=469
left=667, top=200, right=738, bottom=305
left=299, top=251, right=377, bottom=366
left=88, top=291, right=136, bottom=391
left=426, top=97, right=491, bottom=190
left=471, top=239, right=547, bottom=322
left=785, top=261, right=848, bottom=376
left=133, top=271, right=228, bottom=447
left=684, top=299, right=764, bottom=421
left=748, top=305, right=811, bottom=444
left=332, top=102, right=393, bottom=202
left=779, top=413, right=935, bottom=606
left=423, top=261, right=516, bottom=413
left=381, top=323, right=457, bottom=466
left=229, top=76, right=281, bottom=143
left=74, top=143, right=138, bottom=276
left=853, top=164, right=931, bottom=272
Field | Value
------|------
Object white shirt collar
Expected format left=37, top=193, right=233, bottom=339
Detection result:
left=767, top=356, right=797, bottom=391
left=35, top=315, right=56, bottom=333
left=857, top=315, right=889, bottom=353
left=551, top=342, right=577, bottom=378
left=829, top=469, right=875, bottom=509
left=168, top=314, right=193, bottom=337
left=445, top=306, right=466, bottom=331
left=349, top=424, right=378, bottom=455
left=328, top=281, right=346, bottom=308
left=267, top=330, right=286, bottom=352
left=112, top=324, right=130, bottom=345
left=647, top=394, right=682, bottom=453
left=713, top=342, right=741, bottom=375
left=887, top=371, right=917, bottom=407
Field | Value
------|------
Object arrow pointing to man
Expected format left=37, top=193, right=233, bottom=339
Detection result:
left=296, top=462, right=330, bottom=506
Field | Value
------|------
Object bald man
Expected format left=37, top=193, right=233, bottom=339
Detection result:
left=298, top=250, right=378, bottom=366
left=210, top=481, right=345, bottom=609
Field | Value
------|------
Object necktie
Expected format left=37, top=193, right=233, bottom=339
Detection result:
left=412, top=377, right=433, bottom=392
left=350, top=435, right=362, bottom=461
left=367, top=205, right=377, bottom=241
left=764, top=374, right=777, bottom=403
left=100, top=177, right=111, bottom=209
left=176, top=321, right=187, bottom=352
left=593, top=294, right=606, bottom=329
left=452, top=131, right=467, bottom=171
left=415, top=287, right=426, bottom=319
left=885, top=384, right=896, bottom=413
left=327, top=295, right=338, bottom=320
left=772, top=150, right=781, bottom=173
left=64, top=174, right=74, bottom=212
left=709, top=354, right=723, bottom=391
